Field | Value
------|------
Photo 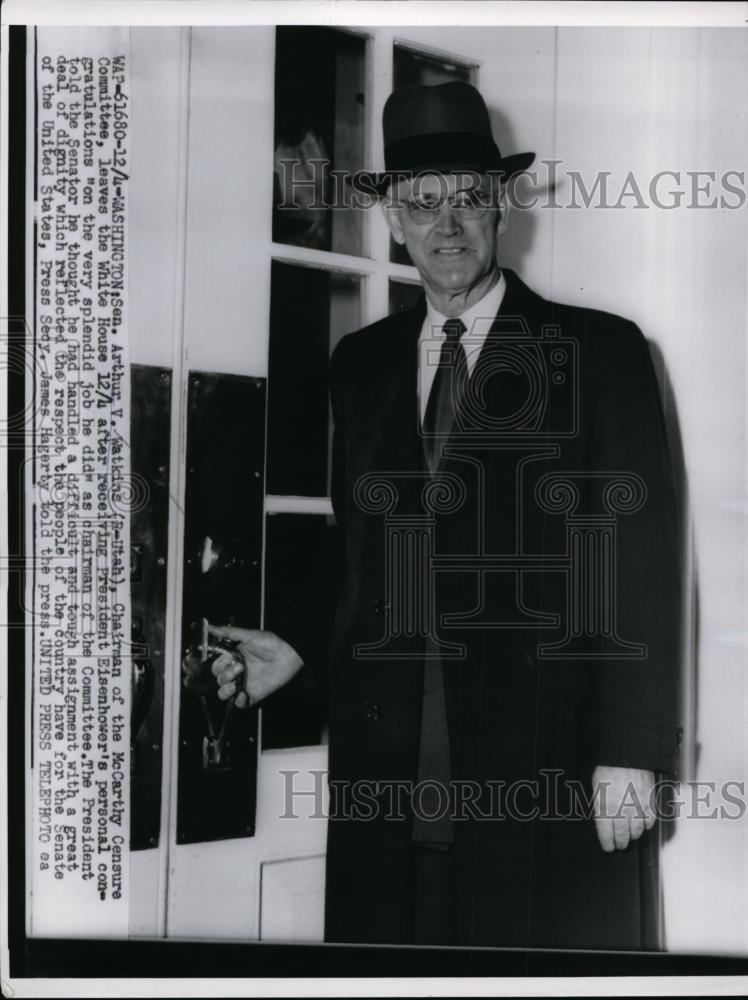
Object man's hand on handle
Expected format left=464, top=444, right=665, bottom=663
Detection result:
left=592, top=765, right=657, bottom=853
left=208, top=625, right=303, bottom=709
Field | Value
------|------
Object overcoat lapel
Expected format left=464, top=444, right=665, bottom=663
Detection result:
left=373, top=297, right=426, bottom=479
left=495, top=266, right=548, bottom=332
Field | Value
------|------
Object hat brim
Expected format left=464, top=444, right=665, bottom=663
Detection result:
left=348, top=151, right=536, bottom=196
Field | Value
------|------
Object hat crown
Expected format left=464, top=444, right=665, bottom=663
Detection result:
left=383, top=81, right=493, bottom=146
left=347, top=81, right=535, bottom=194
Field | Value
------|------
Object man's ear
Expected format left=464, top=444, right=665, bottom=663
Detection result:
left=496, top=183, right=510, bottom=236
left=381, top=195, right=407, bottom=246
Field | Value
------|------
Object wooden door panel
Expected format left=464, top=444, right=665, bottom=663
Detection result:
left=259, top=856, right=326, bottom=942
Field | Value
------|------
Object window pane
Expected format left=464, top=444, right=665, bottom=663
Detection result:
left=261, top=513, right=331, bottom=750
left=390, top=45, right=474, bottom=265
left=274, top=27, right=366, bottom=257
left=389, top=279, right=423, bottom=316
left=393, top=44, right=473, bottom=89
left=267, top=261, right=362, bottom=496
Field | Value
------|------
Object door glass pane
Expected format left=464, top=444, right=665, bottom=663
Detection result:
left=274, top=27, right=366, bottom=257
left=262, top=513, right=332, bottom=750
left=267, top=260, right=362, bottom=497
left=390, top=45, right=474, bottom=265
left=393, top=44, right=473, bottom=89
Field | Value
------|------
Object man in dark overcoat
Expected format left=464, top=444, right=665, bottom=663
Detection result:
left=210, top=81, right=684, bottom=950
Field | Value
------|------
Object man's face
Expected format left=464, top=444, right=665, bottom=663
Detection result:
left=384, top=173, right=506, bottom=308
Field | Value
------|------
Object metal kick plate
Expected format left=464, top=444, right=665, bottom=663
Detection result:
left=177, top=371, right=265, bottom=844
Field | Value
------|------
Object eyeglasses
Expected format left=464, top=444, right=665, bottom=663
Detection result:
left=402, top=188, right=497, bottom=224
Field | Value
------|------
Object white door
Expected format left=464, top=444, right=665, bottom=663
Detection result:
left=126, top=25, right=482, bottom=942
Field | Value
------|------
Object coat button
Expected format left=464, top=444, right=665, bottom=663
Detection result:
left=364, top=701, right=382, bottom=722
left=373, top=598, right=391, bottom=618
left=676, top=727, right=684, bottom=749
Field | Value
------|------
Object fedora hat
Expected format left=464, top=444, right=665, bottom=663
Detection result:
left=351, top=80, right=535, bottom=195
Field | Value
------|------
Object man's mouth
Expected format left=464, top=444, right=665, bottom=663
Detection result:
left=433, top=247, right=468, bottom=256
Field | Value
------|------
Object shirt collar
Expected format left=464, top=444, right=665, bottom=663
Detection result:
left=421, top=270, right=507, bottom=346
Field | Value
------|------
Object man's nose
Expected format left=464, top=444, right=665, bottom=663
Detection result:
left=436, top=202, right=463, bottom=234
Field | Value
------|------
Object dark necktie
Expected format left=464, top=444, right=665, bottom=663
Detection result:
left=412, top=318, right=467, bottom=849
left=422, top=318, right=467, bottom=475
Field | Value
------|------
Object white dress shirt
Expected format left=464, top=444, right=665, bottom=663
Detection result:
left=418, top=271, right=507, bottom=424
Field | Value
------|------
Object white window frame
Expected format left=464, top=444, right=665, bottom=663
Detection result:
left=265, top=29, right=478, bottom=520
